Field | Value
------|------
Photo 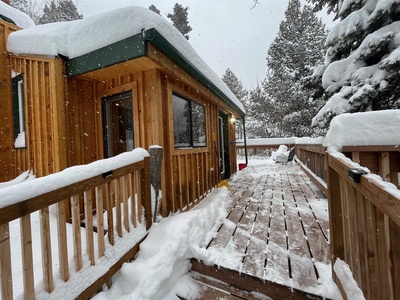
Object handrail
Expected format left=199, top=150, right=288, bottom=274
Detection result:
left=327, top=151, right=400, bottom=299
left=0, top=150, right=151, bottom=299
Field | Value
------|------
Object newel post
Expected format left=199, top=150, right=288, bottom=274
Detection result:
left=149, top=146, right=163, bottom=222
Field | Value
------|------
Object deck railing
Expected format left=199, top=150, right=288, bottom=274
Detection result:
left=240, top=138, right=399, bottom=299
left=327, top=152, right=400, bottom=300
left=0, top=150, right=151, bottom=299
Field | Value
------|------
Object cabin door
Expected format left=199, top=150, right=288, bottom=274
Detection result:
left=218, top=111, right=230, bottom=180
left=102, top=91, right=134, bottom=158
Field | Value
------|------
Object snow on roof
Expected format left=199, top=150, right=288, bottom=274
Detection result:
left=6, top=6, right=245, bottom=114
left=324, top=109, right=400, bottom=152
left=0, top=2, right=35, bottom=29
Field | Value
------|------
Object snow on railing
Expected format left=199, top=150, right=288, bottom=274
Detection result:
left=0, top=149, right=152, bottom=300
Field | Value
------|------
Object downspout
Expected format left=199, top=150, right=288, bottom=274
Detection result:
left=242, top=116, right=248, bottom=166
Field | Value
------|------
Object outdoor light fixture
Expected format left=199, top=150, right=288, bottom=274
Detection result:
left=348, top=168, right=368, bottom=183
left=231, top=117, right=236, bottom=124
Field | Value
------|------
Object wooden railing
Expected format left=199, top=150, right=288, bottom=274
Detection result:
left=0, top=151, right=151, bottom=299
left=327, top=152, right=400, bottom=300
left=295, top=144, right=328, bottom=195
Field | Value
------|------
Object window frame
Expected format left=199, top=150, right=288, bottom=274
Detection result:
left=172, top=93, right=207, bottom=149
left=101, top=90, right=134, bottom=158
left=12, top=73, right=26, bottom=149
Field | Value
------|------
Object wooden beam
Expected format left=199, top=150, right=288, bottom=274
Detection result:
left=190, top=259, right=325, bottom=300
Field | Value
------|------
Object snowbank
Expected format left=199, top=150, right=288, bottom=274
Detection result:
left=6, top=6, right=244, bottom=114
left=323, top=110, right=400, bottom=152
left=93, top=187, right=231, bottom=300
left=0, top=2, right=35, bottom=28
left=334, top=258, right=365, bottom=300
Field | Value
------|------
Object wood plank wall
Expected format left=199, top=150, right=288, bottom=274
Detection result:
left=0, top=20, right=18, bottom=181
left=7, top=56, right=67, bottom=179
left=71, top=57, right=239, bottom=216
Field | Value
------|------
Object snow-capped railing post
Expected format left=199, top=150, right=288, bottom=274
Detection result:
left=141, top=156, right=152, bottom=230
left=149, top=146, right=163, bottom=222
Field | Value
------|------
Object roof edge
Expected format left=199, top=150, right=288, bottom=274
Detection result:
left=144, top=28, right=245, bottom=116
left=67, top=32, right=147, bottom=77
left=0, top=13, right=16, bottom=25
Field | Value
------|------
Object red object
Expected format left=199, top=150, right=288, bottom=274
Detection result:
left=238, top=163, right=247, bottom=171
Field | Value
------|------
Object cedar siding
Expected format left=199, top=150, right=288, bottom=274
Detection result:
left=0, top=15, right=242, bottom=217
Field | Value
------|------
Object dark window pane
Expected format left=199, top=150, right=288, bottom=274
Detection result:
left=173, top=94, right=191, bottom=147
left=12, top=74, right=26, bottom=148
left=192, top=102, right=206, bottom=147
left=103, top=91, right=134, bottom=158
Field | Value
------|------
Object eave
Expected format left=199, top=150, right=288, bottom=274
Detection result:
left=67, top=28, right=245, bottom=116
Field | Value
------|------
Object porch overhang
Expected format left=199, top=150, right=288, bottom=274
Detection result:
left=66, top=28, right=245, bottom=117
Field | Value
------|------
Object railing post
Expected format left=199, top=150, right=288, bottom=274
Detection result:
left=141, top=156, right=152, bottom=229
left=0, top=223, right=13, bottom=300
left=327, top=155, right=344, bottom=277
left=149, top=146, right=163, bottom=222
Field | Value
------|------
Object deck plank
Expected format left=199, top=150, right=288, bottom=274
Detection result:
left=265, top=175, right=290, bottom=284
left=193, top=164, right=331, bottom=299
left=241, top=185, right=272, bottom=278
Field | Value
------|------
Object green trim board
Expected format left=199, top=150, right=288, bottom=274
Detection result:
left=66, top=33, right=147, bottom=77
left=67, top=28, right=245, bottom=116
left=0, top=14, right=16, bottom=25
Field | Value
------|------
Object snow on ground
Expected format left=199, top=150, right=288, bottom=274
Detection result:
left=93, top=157, right=345, bottom=300
left=93, top=187, right=231, bottom=300
left=334, top=259, right=365, bottom=300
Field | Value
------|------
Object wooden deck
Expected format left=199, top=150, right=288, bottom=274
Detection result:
left=190, top=163, right=332, bottom=299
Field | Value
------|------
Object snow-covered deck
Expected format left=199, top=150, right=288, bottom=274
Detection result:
left=191, top=162, right=334, bottom=299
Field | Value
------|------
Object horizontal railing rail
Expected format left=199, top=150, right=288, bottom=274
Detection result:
left=0, top=150, right=151, bottom=299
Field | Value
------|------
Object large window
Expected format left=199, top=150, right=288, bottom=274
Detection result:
left=102, top=91, right=134, bottom=158
left=12, top=73, right=25, bottom=148
left=173, top=93, right=206, bottom=148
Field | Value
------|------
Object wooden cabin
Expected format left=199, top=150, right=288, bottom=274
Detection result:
left=0, top=4, right=245, bottom=216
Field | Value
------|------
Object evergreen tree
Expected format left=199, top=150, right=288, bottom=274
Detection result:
left=38, top=0, right=82, bottom=24
left=10, top=0, right=42, bottom=23
left=246, top=84, right=277, bottom=138
left=221, top=69, right=248, bottom=139
left=264, top=0, right=327, bottom=137
left=167, top=3, right=192, bottom=40
left=222, top=68, right=248, bottom=104
left=309, top=0, right=400, bottom=130
left=149, top=5, right=161, bottom=15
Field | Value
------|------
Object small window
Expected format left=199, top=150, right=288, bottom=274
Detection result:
left=12, top=73, right=26, bottom=148
left=102, top=91, right=134, bottom=158
left=173, top=93, right=206, bottom=148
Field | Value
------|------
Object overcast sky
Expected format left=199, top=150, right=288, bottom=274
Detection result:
left=76, top=0, right=335, bottom=89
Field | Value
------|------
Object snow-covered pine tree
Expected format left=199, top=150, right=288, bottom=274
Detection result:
left=167, top=3, right=192, bottom=40
left=309, top=0, right=400, bottom=130
left=10, top=0, right=42, bottom=23
left=264, top=0, right=327, bottom=137
left=221, top=68, right=248, bottom=139
left=222, top=68, right=248, bottom=103
left=149, top=5, right=161, bottom=15
left=246, top=84, right=278, bottom=138
left=38, top=0, right=82, bottom=24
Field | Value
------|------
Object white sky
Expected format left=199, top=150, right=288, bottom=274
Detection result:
left=75, top=0, right=335, bottom=90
